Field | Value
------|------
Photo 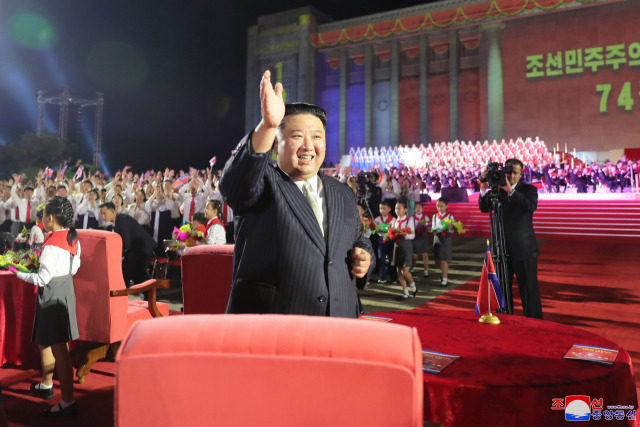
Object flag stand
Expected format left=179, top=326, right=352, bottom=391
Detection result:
left=478, top=312, right=500, bottom=324
left=478, top=240, right=500, bottom=324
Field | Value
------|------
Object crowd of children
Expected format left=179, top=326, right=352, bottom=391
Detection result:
left=364, top=196, right=459, bottom=301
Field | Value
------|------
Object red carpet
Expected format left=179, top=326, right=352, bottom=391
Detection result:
left=0, top=361, right=115, bottom=427
left=420, top=238, right=640, bottom=399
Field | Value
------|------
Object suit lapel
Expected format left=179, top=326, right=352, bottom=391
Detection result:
left=276, top=171, right=326, bottom=255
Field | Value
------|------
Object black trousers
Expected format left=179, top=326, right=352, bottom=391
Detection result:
left=507, top=256, right=543, bottom=319
left=122, top=250, right=151, bottom=287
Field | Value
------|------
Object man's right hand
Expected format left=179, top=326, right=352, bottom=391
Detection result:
left=252, top=70, right=285, bottom=154
left=479, top=169, right=488, bottom=192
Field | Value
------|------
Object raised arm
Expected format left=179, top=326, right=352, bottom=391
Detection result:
left=251, top=70, right=285, bottom=154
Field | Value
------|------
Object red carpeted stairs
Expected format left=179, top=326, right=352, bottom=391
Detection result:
left=431, top=200, right=640, bottom=239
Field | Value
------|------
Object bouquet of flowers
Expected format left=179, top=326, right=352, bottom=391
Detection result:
left=415, top=219, right=430, bottom=236
left=0, top=248, right=41, bottom=273
left=373, top=223, right=391, bottom=242
left=387, top=227, right=412, bottom=242
left=15, top=226, right=30, bottom=245
left=166, top=224, right=205, bottom=252
left=432, top=219, right=466, bottom=235
left=361, top=217, right=376, bottom=232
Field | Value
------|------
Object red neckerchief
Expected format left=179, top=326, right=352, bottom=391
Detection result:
left=396, top=216, right=409, bottom=229
left=37, top=222, right=45, bottom=231
left=380, top=214, right=393, bottom=224
left=205, top=217, right=226, bottom=234
left=413, top=213, right=425, bottom=223
left=195, top=225, right=206, bottom=234
left=42, top=230, right=78, bottom=256
left=436, top=211, right=450, bottom=238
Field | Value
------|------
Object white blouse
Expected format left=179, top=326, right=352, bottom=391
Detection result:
left=17, top=231, right=82, bottom=287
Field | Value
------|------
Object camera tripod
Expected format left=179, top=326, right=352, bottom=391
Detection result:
left=487, top=186, right=512, bottom=314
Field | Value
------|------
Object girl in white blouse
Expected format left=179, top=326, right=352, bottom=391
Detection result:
left=14, top=196, right=81, bottom=417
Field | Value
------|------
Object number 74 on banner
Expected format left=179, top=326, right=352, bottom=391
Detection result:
left=596, top=82, right=637, bottom=113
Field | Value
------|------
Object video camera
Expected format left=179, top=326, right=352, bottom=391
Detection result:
left=480, top=162, right=513, bottom=187
left=356, top=172, right=369, bottom=187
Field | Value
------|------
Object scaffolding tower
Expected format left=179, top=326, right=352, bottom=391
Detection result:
left=36, top=86, right=104, bottom=169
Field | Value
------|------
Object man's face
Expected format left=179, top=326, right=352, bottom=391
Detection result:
left=100, top=207, right=116, bottom=223
left=275, top=114, right=325, bottom=181
left=57, top=188, right=67, bottom=197
left=506, top=164, right=523, bottom=186
left=379, top=204, right=390, bottom=216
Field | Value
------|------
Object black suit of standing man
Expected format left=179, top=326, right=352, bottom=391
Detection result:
left=100, top=203, right=155, bottom=287
left=220, top=70, right=374, bottom=318
left=478, top=159, right=543, bottom=319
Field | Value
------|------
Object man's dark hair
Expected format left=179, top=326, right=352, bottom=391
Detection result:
left=279, top=103, right=327, bottom=131
left=100, top=202, right=116, bottom=211
left=505, top=158, right=524, bottom=170
left=437, top=197, right=448, bottom=206
left=396, top=199, right=408, bottom=209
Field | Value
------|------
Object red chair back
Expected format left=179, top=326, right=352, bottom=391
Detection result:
left=180, top=244, right=233, bottom=314
left=75, top=229, right=129, bottom=343
left=115, top=314, right=424, bottom=426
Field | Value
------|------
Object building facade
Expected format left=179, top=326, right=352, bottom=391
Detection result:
left=246, top=0, right=640, bottom=165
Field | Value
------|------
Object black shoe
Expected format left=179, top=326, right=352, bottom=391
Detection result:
left=30, top=383, right=54, bottom=400
left=395, top=294, right=409, bottom=301
left=411, top=288, right=418, bottom=297
left=40, top=402, right=78, bottom=418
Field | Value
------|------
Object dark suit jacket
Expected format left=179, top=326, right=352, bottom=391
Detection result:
left=478, top=180, right=539, bottom=261
left=114, top=213, right=155, bottom=257
left=220, top=133, right=375, bottom=318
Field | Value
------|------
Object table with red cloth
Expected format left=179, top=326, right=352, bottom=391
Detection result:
left=0, top=271, right=39, bottom=368
left=365, top=308, right=638, bottom=427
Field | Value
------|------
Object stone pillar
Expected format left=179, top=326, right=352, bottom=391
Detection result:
left=419, top=37, right=429, bottom=144
left=297, top=14, right=316, bottom=103
left=339, top=49, right=348, bottom=157
left=449, top=31, right=459, bottom=142
left=391, top=40, right=400, bottom=147
left=364, top=45, right=373, bottom=148
left=481, top=22, right=506, bottom=141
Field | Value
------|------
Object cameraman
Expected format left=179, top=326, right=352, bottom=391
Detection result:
left=478, top=158, right=543, bottom=319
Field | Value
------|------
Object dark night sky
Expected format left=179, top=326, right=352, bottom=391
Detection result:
left=0, top=0, right=436, bottom=175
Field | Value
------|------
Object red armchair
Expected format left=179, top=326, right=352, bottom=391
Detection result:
left=72, top=229, right=170, bottom=383
left=115, top=314, right=424, bottom=426
left=180, top=244, right=233, bottom=314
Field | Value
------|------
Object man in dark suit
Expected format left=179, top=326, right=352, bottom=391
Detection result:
left=478, top=159, right=543, bottom=319
left=220, top=70, right=374, bottom=318
left=100, top=202, right=155, bottom=287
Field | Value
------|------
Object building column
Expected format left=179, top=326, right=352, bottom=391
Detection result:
left=364, top=45, right=373, bottom=148
left=481, top=22, right=506, bottom=141
left=297, top=14, right=316, bottom=103
left=419, top=37, right=429, bottom=144
left=339, top=49, right=348, bottom=157
left=449, top=31, right=459, bottom=142
left=391, top=40, right=400, bottom=147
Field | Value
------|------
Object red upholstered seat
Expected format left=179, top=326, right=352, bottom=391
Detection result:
left=115, top=314, right=423, bottom=427
left=180, top=244, right=233, bottom=314
left=72, top=229, right=169, bottom=383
